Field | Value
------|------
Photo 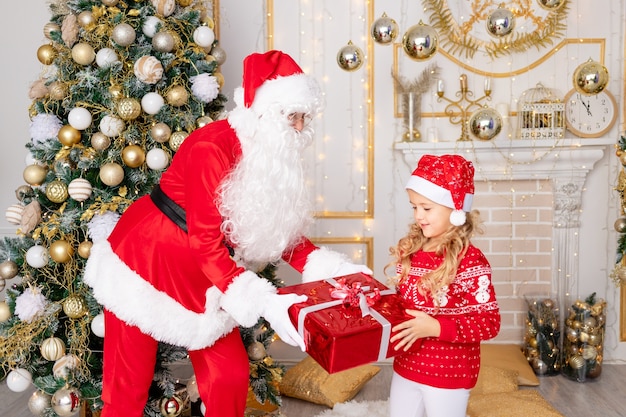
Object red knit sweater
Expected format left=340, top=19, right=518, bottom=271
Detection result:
left=393, top=245, right=500, bottom=389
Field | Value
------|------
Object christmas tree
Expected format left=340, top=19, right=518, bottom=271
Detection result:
left=0, top=1, right=284, bottom=416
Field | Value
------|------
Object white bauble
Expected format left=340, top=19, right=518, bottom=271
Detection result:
left=68, top=178, right=93, bottom=202
left=193, top=26, right=215, bottom=48
left=91, top=312, right=105, bottom=337
left=141, top=92, right=165, bottom=115
left=26, top=245, right=48, bottom=268
left=99, top=115, right=125, bottom=137
left=28, top=390, right=52, bottom=417
left=5, top=204, right=24, bottom=225
left=151, top=0, right=176, bottom=17
left=146, top=148, right=169, bottom=170
left=134, top=56, right=164, bottom=84
left=95, top=48, right=119, bottom=67
left=142, top=16, right=162, bottom=37
left=67, top=108, right=92, bottom=130
left=6, top=368, right=33, bottom=392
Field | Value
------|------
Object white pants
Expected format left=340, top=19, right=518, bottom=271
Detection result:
left=389, top=372, right=470, bottom=417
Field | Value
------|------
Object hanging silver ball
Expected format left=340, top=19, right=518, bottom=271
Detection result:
left=337, top=41, right=364, bottom=72
left=402, top=21, right=438, bottom=61
left=370, top=12, right=399, bottom=45
left=486, top=7, right=516, bottom=37
left=469, top=107, right=503, bottom=140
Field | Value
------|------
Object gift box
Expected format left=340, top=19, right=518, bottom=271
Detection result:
left=278, top=273, right=412, bottom=373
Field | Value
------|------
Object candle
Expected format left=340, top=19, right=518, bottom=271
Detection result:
left=427, top=127, right=438, bottom=142
left=437, top=79, right=444, bottom=93
left=408, top=93, right=414, bottom=138
left=459, top=74, right=467, bottom=92
left=484, top=77, right=491, bottom=93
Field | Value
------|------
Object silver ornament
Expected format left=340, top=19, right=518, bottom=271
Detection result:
left=537, top=0, right=566, bottom=10
left=370, top=12, right=399, bottom=45
left=210, top=45, right=227, bottom=66
left=152, top=31, right=175, bottom=53
left=402, top=21, right=438, bottom=61
left=486, top=7, right=515, bottom=37
left=614, top=217, right=626, bottom=233
left=51, top=387, right=81, bottom=417
left=28, top=390, right=52, bottom=417
left=336, top=41, right=364, bottom=72
left=573, top=58, right=609, bottom=95
left=112, top=23, right=136, bottom=47
left=469, top=107, right=502, bottom=140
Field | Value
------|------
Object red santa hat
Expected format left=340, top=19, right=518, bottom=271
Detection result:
left=406, top=154, right=475, bottom=226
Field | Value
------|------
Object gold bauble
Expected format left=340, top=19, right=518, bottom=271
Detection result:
left=197, top=115, right=213, bottom=128
left=178, top=0, right=193, bottom=6
left=99, top=162, right=125, bottom=186
left=112, top=23, right=136, bottom=47
left=619, top=152, right=626, bottom=166
left=0, top=301, right=11, bottom=322
left=159, top=395, right=184, bottom=417
left=71, top=42, right=96, bottom=66
left=49, top=240, right=74, bottom=263
left=568, top=354, right=585, bottom=369
left=43, top=23, right=61, bottom=40
left=77, top=11, right=95, bottom=28
left=169, top=130, right=188, bottom=152
left=101, top=0, right=119, bottom=5
left=573, top=58, right=609, bottom=96
left=152, top=31, right=175, bottom=53
left=46, top=180, right=69, bottom=203
left=402, top=21, right=438, bottom=61
left=200, top=15, right=214, bottom=29
left=247, top=341, right=267, bottom=361
left=15, top=184, right=34, bottom=202
left=41, top=337, right=66, bottom=361
left=109, top=84, right=123, bottom=99
left=0, top=260, right=19, bottom=280
left=91, top=132, right=111, bottom=151
left=122, top=145, right=146, bottom=168
left=213, top=72, right=224, bottom=88
left=151, top=122, right=171, bottom=143
left=77, top=241, right=93, bottom=259
left=336, top=40, right=364, bottom=72
left=48, top=81, right=68, bottom=100
left=62, top=294, right=88, bottom=319
left=37, top=44, right=57, bottom=65
left=469, top=107, right=502, bottom=140
left=166, top=86, right=189, bottom=107
left=23, top=164, right=48, bottom=186
left=58, top=125, right=82, bottom=147
left=117, top=97, right=142, bottom=121
left=370, top=12, right=399, bottom=45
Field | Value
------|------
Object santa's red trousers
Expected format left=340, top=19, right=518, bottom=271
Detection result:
left=101, top=310, right=249, bottom=417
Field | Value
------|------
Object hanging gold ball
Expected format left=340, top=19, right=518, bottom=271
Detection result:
left=49, top=240, right=74, bottom=263
left=99, top=162, right=125, bottom=186
left=43, top=23, right=61, bottom=40
left=58, top=125, right=82, bottom=147
left=247, top=341, right=267, bottom=361
left=48, top=81, right=68, bottom=100
left=210, top=45, right=227, bottom=66
left=112, top=23, right=137, bottom=47
left=166, top=86, right=189, bottom=107
left=614, top=217, right=626, bottom=233
left=336, top=40, right=364, bottom=72
left=151, top=122, right=171, bottom=143
left=0, top=260, right=19, bottom=280
left=178, top=0, right=193, bottom=7
left=51, top=386, right=82, bottom=417
left=109, top=84, right=123, bottom=99
left=23, top=164, right=48, bottom=186
left=567, top=354, right=585, bottom=369
left=77, top=241, right=93, bottom=259
left=159, top=395, right=184, bottom=417
left=37, top=44, right=57, bottom=65
left=486, top=7, right=516, bottom=37
left=152, top=31, right=175, bottom=53
left=101, top=0, right=119, bottom=6
left=46, top=180, right=69, bottom=203
left=62, top=294, right=88, bottom=319
left=0, top=301, right=11, bottom=322
left=169, top=130, right=189, bottom=152
left=117, top=97, right=142, bottom=121
left=41, top=337, right=66, bottom=361
left=197, top=115, right=213, bottom=128
left=469, top=107, right=503, bottom=140
left=370, top=12, right=399, bottom=45
left=619, top=152, right=626, bottom=166
left=122, top=145, right=146, bottom=168
left=91, top=132, right=111, bottom=151
left=213, top=72, right=224, bottom=88
left=71, top=42, right=96, bottom=66
left=573, top=58, right=609, bottom=95
left=77, top=11, right=95, bottom=28
left=402, top=21, right=438, bottom=61
left=15, top=185, right=34, bottom=202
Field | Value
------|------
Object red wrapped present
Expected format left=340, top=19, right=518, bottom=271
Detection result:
left=277, top=273, right=412, bottom=373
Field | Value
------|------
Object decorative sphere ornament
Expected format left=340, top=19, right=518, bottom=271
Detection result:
left=5, top=204, right=24, bottom=225
left=193, top=26, right=215, bottom=48
left=43, top=23, right=61, bottom=40
left=402, top=21, right=438, bottom=61
left=568, top=354, right=585, bottom=369
left=77, top=11, right=95, bottom=28
left=197, top=115, right=213, bottom=128
left=151, top=122, right=171, bottom=142
left=102, top=0, right=119, bottom=5
left=99, top=162, right=125, bottom=186
left=29, top=390, right=52, bottom=417
left=68, top=107, right=93, bottom=130
left=48, top=81, right=68, bottom=100
left=210, top=45, right=227, bottom=65
left=247, top=341, right=267, bottom=361
left=370, top=12, right=399, bottom=45
left=151, top=0, right=177, bottom=17
left=109, top=84, right=123, bottom=99
left=91, top=312, right=105, bottom=337
left=146, top=148, right=169, bottom=170
left=77, top=240, right=93, bottom=259
left=166, top=86, right=189, bottom=107
left=15, top=184, right=34, bottom=202
left=71, top=42, right=96, bottom=66
left=0, top=301, right=10, bottom=322
left=46, top=180, right=69, bottom=203
left=68, top=178, right=93, bottom=202
left=41, top=337, right=66, bottom=361
left=96, top=48, right=119, bottom=68
left=6, top=368, right=33, bottom=392
left=179, top=0, right=193, bottom=6
left=469, top=107, right=503, bottom=140
left=63, top=294, right=88, bottom=319
left=169, top=130, right=188, bottom=152
left=573, top=58, right=609, bottom=95
left=99, top=115, right=125, bottom=137
left=160, top=395, right=184, bottom=417
left=619, top=152, right=626, bottom=166
left=141, top=92, right=165, bottom=115
left=37, top=44, right=57, bottom=65
left=51, top=386, right=81, bottom=417
left=0, top=260, right=19, bottom=279
left=49, top=240, right=74, bottom=263
left=117, top=97, right=142, bottom=121
left=112, top=23, right=137, bottom=47
left=142, top=16, right=163, bottom=37
left=26, top=245, right=48, bottom=268
left=153, top=31, right=176, bottom=52
left=134, top=55, right=164, bottom=84
left=486, top=7, right=516, bottom=37
left=213, top=72, right=224, bottom=88
left=537, top=0, right=566, bottom=10
left=122, top=145, right=146, bottom=168
left=23, top=164, right=48, bottom=186
left=58, top=125, right=82, bottom=147
left=53, top=354, right=80, bottom=379
left=336, top=41, right=364, bottom=72
left=91, top=132, right=111, bottom=150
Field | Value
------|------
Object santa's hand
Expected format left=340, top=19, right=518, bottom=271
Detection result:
left=262, top=293, right=308, bottom=351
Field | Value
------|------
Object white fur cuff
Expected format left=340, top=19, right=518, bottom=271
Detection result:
left=301, top=247, right=350, bottom=283
left=219, top=270, right=277, bottom=327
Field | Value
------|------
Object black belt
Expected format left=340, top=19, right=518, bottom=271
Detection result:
left=150, top=184, right=188, bottom=233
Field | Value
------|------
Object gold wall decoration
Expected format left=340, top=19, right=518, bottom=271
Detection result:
left=422, top=0, right=570, bottom=59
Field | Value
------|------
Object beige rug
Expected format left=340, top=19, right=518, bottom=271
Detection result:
left=312, top=400, right=388, bottom=417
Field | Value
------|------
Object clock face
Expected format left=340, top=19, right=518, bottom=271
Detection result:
left=564, top=89, right=617, bottom=138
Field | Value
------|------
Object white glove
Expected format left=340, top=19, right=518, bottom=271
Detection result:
left=302, top=247, right=374, bottom=282
left=330, top=262, right=373, bottom=278
left=262, top=292, right=308, bottom=351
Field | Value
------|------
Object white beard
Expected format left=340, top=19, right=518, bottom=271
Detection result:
left=218, top=112, right=314, bottom=266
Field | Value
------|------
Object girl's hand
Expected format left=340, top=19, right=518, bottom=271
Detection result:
left=390, top=309, right=441, bottom=351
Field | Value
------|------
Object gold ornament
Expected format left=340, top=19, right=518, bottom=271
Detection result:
left=91, top=132, right=111, bottom=151
left=152, top=31, right=175, bottom=53
left=247, top=341, right=267, bottom=361
left=469, top=107, right=503, bottom=140
left=134, top=55, right=164, bottom=84
left=151, top=122, right=171, bottom=143
left=159, top=395, right=184, bottom=417
left=0, top=260, right=18, bottom=280
left=77, top=241, right=93, bottom=259
left=71, top=42, right=96, bottom=66
left=152, top=0, right=177, bottom=17
left=51, top=386, right=82, bottom=417
left=117, top=97, right=142, bottom=121
left=619, top=152, right=626, bottom=166
left=402, top=21, right=438, bottom=61
left=213, top=72, right=224, bottom=88
left=43, top=23, right=61, bottom=40
left=166, top=86, right=189, bottom=107
left=15, top=184, right=34, bottom=202
left=486, top=7, right=516, bottom=37
left=197, top=115, right=213, bottom=128
left=573, top=58, right=609, bottom=95
left=46, top=180, right=69, bottom=203
left=0, top=301, right=10, bottom=322
left=109, top=84, right=123, bottom=99
left=169, top=130, right=188, bottom=152
left=211, top=45, right=227, bottom=66
left=122, top=145, right=146, bottom=168
left=615, top=217, right=626, bottom=233
left=49, top=240, right=74, bottom=263
left=102, top=0, right=119, bottom=5
left=37, top=44, right=57, bottom=65
left=336, top=40, right=364, bottom=72
left=537, top=0, right=566, bottom=11
left=178, top=0, right=193, bottom=6
left=41, top=337, right=66, bottom=361
left=77, top=11, right=95, bottom=28
left=112, top=23, right=136, bottom=47
left=23, top=164, right=48, bottom=186
left=99, top=162, right=125, bottom=186
left=48, top=81, right=68, bottom=100
left=568, top=354, right=585, bottom=369
left=370, top=12, right=399, bottom=45
left=62, top=294, right=88, bottom=319
left=58, top=125, right=82, bottom=147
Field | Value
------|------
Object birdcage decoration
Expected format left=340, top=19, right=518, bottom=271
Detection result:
left=517, top=83, right=565, bottom=140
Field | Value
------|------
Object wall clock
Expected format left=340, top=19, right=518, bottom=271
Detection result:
left=564, top=89, right=617, bottom=138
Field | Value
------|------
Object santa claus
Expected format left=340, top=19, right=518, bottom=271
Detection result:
left=83, top=50, right=371, bottom=417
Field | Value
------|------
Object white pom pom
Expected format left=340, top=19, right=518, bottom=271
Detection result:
left=190, top=73, right=220, bottom=103
left=449, top=210, right=467, bottom=226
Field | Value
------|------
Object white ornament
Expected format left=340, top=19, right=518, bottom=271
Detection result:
left=141, top=92, right=165, bottom=115
left=6, top=368, right=33, bottom=392
left=142, top=16, right=163, bottom=38
left=68, top=107, right=93, bottom=130
left=99, top=115, right=125, bottom=137
left=91, top=312, right=105, bottom=337
left=134, top=55, right=164, bottom=84
left=5, top=204, right=24, bottom=225
left=146, top=148, right=169, bottom=170
left=151, top=0, right=176, bottom=17
left=95, top=48, right=119, bottom=67
left=193, top=26, right=215, bottom=48
left=68, top=178, right=93, bottom=202
left=26, top=245, right=48, bottom=268
left=28, top=390, right=52, bottom=417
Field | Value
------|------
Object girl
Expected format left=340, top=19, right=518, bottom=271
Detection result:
left=385, top=154, right=501, bottom=417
